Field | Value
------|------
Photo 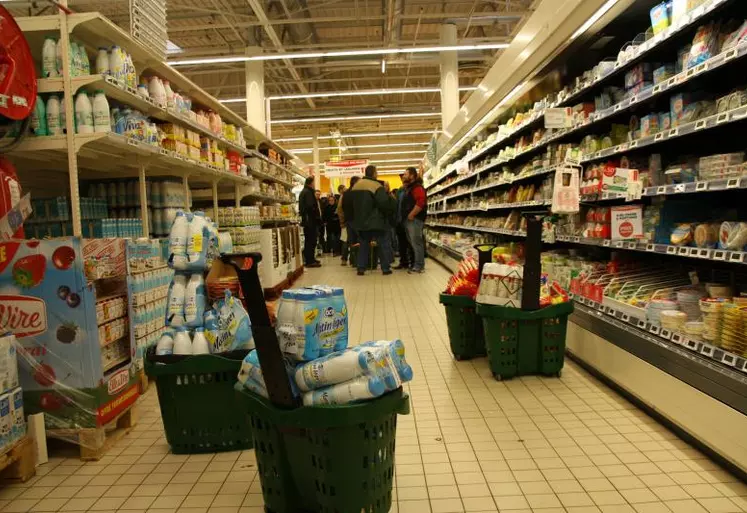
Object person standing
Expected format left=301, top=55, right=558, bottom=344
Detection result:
left=323, top=195, right=341, bottom=255
left=299, top=177, right=322, bottom=267
left=345, top=165, right=395, bottom=276
left=394, top=174, right=414, bottom=269
left=315, top=189, right=326, bottom=253
left=402, top=167, right=427, bottom=273
left=338, top=178, right=358, bottom=266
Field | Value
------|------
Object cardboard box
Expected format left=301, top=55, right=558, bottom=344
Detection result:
left=602, top=167, right=639, bottom=193
left=10, top=387, right=25, bottom=441
left=611, top=205, right=644, bottom=241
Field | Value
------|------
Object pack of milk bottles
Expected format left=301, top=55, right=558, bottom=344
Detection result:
left=156, top=209, right=254, bottom=356
left=237, top=284, right=413, bottom=406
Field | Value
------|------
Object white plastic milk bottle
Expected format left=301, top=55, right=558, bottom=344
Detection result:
left=166, top=274, right=187, bottom=327
left=168, top=210, right=189, bottom=270
left=173, top=327, right=193, bottom=355
left=92, top=90, right=111, bottom=133
left=74, top=92, right=93, bottom=134
left=186, top=211, right=209, bottom=270
left=155, top=330, right=174, bottom=355
left=192, top=327, right=210, bottom=354
left=184, top=273, right=206, bottom=327
left=302, top=375, right=386, bottom=406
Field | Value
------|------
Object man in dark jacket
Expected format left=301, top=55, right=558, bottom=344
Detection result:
left=323, top=195, right=341, bottom=255
left=298, top=177, right=322, bottom=267
left=394, top=174, right=414, bottom=269
left=402, top=167, right=427, bottom=273
left=344, top=165, right=395, bottom=275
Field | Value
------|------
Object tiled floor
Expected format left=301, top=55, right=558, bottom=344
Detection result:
left=1, top=257, right=746, bottom=513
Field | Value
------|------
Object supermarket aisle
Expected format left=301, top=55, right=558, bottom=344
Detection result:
left=1, top=258, right=746, bottom=513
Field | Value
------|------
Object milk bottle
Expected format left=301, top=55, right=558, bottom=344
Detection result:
left=168, top=210, right=189, bottom=270
left=42, top=37, right=58, bottom=77
left=155, top=330, right=174, bottom=355
left=95, top=47, right=109, bottom=75
left=166, top=274, right=187, bottom=327
left=46, top=95, right=61, bottom=135
left=92, top=90, right=111, bottom=133
left=303, top=287, right=346, bottom=357
left=302, top=375, right=386, bottom=406
left=186, top=211, right=209, bottom=270
left=172, top=327, right=193, bottom=355
left=276, top=290, right=299, bottom=355
left=10, top=388, right=24, bottom=441
left=294, top=348, right=380, bottom=392
left=296, top=289, right=320, bottom=360
left=308, top=285, right=348, bottom=352
left=109, top=46, right=125, bottom=84
left=184, top=273, right=206, bottom=327
left=192, top=327, right=210, bottom=354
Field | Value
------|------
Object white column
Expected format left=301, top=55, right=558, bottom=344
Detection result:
left=245, top=47, right=265, bottom=134
left=440, top=24, right=459, bottom=130
left=313, top=130, right=320, bottom=190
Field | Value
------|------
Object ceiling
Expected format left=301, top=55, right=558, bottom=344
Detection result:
left=16, top=0, right=536, bottom=171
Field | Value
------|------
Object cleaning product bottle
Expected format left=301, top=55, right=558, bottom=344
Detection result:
left=55, top=39, right=63, bottom=77
left=95, top=47, right=109, bottom=75
left=45, top=95, right=61, bottom=136
left=74, top=92, right=93, bottom=134
left=42, top=37, right=58, bottom=77
left=92, top=90, right=111, bottom=133
left=69, top=41, right=81, bottom=76
left=184, top=273, right=206, bottom=327
left=166, top=274, right=187, bottom=327
left=186, top=211, right=208, bottom=270
left=31, top=96, right=48, bottom=136
left=192, top=327, right=210, bottom=354
left=172, top=327, right=193, bottom=355
left=168, top=210, right=189, bottom=270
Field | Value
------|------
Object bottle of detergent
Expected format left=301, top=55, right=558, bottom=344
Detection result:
left=30, top=96, right=48, bottom=136
left=95, top=47, right=109, bottom=75
left=42, top=37, right=58, bottom=77
left=46, top=95, right=61, bottom=136
left=184, top=273, right=206, bottom=327
left=192, top=327, right=210, bottom=354
left=92, top=91, right=111, bottom=133
left=74, top=92, right=93, bottom=134
left=172, top=327, right=193, bottom=355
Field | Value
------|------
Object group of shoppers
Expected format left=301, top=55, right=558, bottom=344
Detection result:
left=298, top=165, right=427, bottom=275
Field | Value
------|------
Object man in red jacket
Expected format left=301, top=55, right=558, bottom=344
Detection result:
left=402, top=167, right=427, bottom=273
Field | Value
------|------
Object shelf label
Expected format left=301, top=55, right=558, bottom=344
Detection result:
left=653, top=84, right=663, bottom=95
left=626, top=242, right=637, bottom=249
left=716, top=113, right=729, bottom=124
left=637, top=319, right=647, bottom=329
left=671, top=333, right=682, bottom=345
left=713, top=250, right=727, bottom=261
left=729, top=251, right=744, bottom=263
left=660, top=329, right=671, bottom=339
left=688, top=248, right=699, bottom=257
left=666, top=246, right=677, bottom=255
left=698, top=249, right=712, bottom=259
left=646, top=244, right=654, bottom=252
left=695, top=181, right=708, bottom=191
left=677, top=247, right=689, bottom=255
left=674, top=184, right=686, bottom=193
left=622, top=314, right=630, bottom=323
left=695, top=62, right=708, bottom=75
left=603, top=240, right=612, bottom=247
left=684, top=338, right=700, bottom=351
left=695, top=120, right=708, bottom=131
left=572, top=236, right=581, bottom=243
left=614, top=241, right=624, bottom=248
left=654, top=133, right=665, bottom=142
left=669, top=128, right=679, bottom=138
left=656, top=186, right=667, bottom=195
left=727, top=178, right=740, bottom=189
left=724, top=48, right=738, bottom=61
left=607, top=308, right=616, bottom=317
left=722, top=352, right=737, bottom=367
left=649, top=325, right=660, bottom=335
left=700, top=343, right=715, bottom=357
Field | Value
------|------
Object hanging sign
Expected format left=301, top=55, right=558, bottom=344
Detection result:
left=323, top=159, right=369, bottom=178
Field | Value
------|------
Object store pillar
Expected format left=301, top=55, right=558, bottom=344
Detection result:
left=245, top=46, right=265, bottom=135
left=440, top=23, right=459, bottom=130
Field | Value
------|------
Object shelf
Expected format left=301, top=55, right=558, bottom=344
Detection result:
left=427, top=222, right=528, bottom=238
left=571, top=297, right=747, bottom=382
left=190, top=187, right=293, bottom=205
left=426, top=239, right=464, bottom=260
left=431, top=199, right=551, bottom=215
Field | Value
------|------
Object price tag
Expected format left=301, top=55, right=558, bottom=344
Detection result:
left=660, top=329, right=672, bottom=339
left=684, top=338, right=700, bottom=351
left=126, top=139, right=139, bottom=147
left=686, top=68, right=696, bottom=79
left=671, top=333, right=682, bottom=345
left=614, top=103, right=622, bottom=113
left=729, top=251, right=744, bottom=263
left=688, top=248, right=699, bottom=257
left=666, top=246, right=677, bottom=255
left=722, top=352, right=737, bottom=367
left=573, top=236, right=581, bottom=243
left=638, top=319, right=648, bottom=329
left=649, top=325, right=661, bottom=335
left=700, top=343, right=715, bottom=358
left=713, top=250, right=726, bottom=260
left=695, top=120, right=708, bottom=130
left=698, top=249, right=712, bottom=259
left=669, top=128, right=679, bottom=138
left=626, top=242, right=637, bottom=249
left=654, top=133, right=665, bottom=142
left=603, top=240, right=611, bottom=247
left=622, top=314, right=630, bottom=323
left=695, top=62, right=708, bottom=75
left=677, top=247, right=689, bottom=255
left=727, top=178, right=739, bottom=189
left=646, top=244, right=654, bottom=251
left=716, top=113, right=729, bottom=124
left=724, top=48, right=738, bottom=61
left=667, top=77, right=678, bottom=88
left=695, top=181, right=708, bottom=192
left=656, top=186, right=667, bottom=195
left=653, top=84, right=663, bottom=95
left=674, top=184, right=686, bottom=193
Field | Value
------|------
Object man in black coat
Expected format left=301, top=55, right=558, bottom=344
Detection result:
left=298, top=177, right=322, bottom=267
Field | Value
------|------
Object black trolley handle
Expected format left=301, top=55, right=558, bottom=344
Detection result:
left=220, top=252, right=300, bottom=408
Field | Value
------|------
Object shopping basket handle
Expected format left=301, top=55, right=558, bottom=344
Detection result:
left=220, top=252, right=300, bottom=409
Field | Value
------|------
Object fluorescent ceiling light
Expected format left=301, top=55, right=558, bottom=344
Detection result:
left=276, top=130, right=439, bottom=142
left=168, top=43, right=510, bottom=66
left=219, top=87, right=476, bottom=103
left=291, top=142, right=430, bottom=151
left=381, top=59, right=387, bottom=73
left=571, top=0, right=619, bottom=40
left=333, top=150, right=426, bottom=157
left=369, top=158, right=423, bottom=163
left=271, top=112, right=440, bottom=124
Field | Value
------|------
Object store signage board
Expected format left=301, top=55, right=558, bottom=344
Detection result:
left=323, top=159, right=369, bottom=178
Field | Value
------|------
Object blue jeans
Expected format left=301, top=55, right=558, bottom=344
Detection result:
left=405, top=218, right=425, bottom=270
left=358, top=230, right=392, bottom=272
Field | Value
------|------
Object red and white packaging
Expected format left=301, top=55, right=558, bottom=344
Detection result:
left=611, top=205, right=644, bottom=241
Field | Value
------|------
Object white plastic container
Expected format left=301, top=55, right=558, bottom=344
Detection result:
left=166, top=274, right=187, bottom=327
left=155, top=330, right=174, bottom=355
left=149, top=76, right=166, bottom=106
left=294, top=348, right=379, bottom=392
left=92, top=90, right=111, bottom=133
left=184, top=273, right=206, bottom=327
left=168, top=210, right=189, bottom=269
left=186, top=211, right=209, bottom=270
left=163, top=80, right=175, bottom=109
left=95, top=47, right=109, bottom=75
left=42, top=37, right=58, bottom=78
left=302, top=375, right=386, bottom=406
left=109, top=46, right=125, bottom=84
left=45, top=95, right=62, bottom=135
left=172, top=327, right=193, bottom=355
left=74, top=92, right=93, bottom=134
left=192, top=328, right=210, bottom=354
left=276, top=290, right=299, bottom=355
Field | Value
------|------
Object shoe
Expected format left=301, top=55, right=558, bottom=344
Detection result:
left=340, top=260, right=347, bottom=266
left=383, top=270, right=393, bottom=275
left=394, top=264, right=410, bottom=270
left=408, top=268, right=424, bottom=274
left=307, top=262, right=322, bottom=268
left=357, top=270, right=365, bottom=276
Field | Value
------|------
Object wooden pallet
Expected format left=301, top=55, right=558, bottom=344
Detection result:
left=0, top=436, right=36, bottom=483
left=47, top=402, right=139, bottom=461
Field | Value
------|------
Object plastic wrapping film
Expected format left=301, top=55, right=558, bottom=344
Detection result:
left=0, top=237, right=141, bottom=450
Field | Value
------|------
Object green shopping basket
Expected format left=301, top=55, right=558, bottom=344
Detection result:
left=236, top=385, right=410, bottom=513
left=145, top=349, right=252, bottom=454
left=439, top=293, right=486, bottom=360
left=477, top=302, right=573, bottom=380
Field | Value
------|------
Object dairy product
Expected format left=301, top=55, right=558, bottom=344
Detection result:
left=155, top=330, right=174, bottom=355
left=302, top=375, right=386, bottom=406
left=109, top=46, right=125, bottom=84
left=95, top=47, right=109, bottom=75
left=168, top=210, right=189, bottom=270
left=31, top=95, right=47, bottom=136
left=10, top=388, right=25, bottom=441
left=210, top=291, right=254, bottom=352
left=42, top=37, right=58, bottom=77
left=46, top=95, right=61, bottom=135
left=192, top=327, right=210, bottom=354
left=163, top=80, right=175, bottom=109
left=74, top=92, right=93, bottom=134
left=173, top=327, right=193, bottom=355
left=276, top=290, right=299, bottom=355
left=166, top=274, right=187, bottom=327
left=354, top=340, right=413, bottom=390
left=186, top=211, right=209, bottom=270
left=307, top=285, right=348, bottom=353
left=294, top=347, right=379, bottom=392
left=184, top=273, right=206, bottom=327
left=92, top=90, right=111, bottom=133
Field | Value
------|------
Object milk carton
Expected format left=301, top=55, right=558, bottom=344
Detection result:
left=10, top=388, right=25, bottom=442
left=0, top=393, right=11, bottom=450
left=0, top=334, right=19, bottom=394
left=307, top=286, right=348, bottom=352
